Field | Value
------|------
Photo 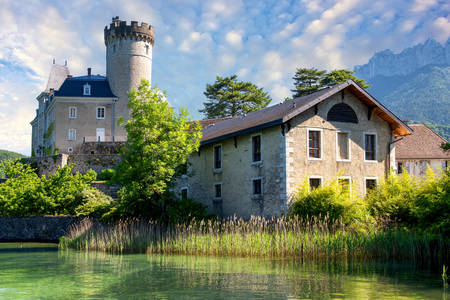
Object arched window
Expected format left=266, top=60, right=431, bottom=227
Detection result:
left=327, top=103, right=358, bottom=123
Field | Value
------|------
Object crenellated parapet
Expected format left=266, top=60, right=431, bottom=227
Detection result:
left=104, top=16, right=154, bottom=46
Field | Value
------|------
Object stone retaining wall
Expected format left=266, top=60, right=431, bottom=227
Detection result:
left=0, top=216, right=84, bottom=242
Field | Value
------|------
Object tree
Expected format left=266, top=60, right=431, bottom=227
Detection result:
left=199, top=75, right=272, bottom=118
left=442, top=142, right=450, bottom=152
left=292, top=68, right=370, bottom=98
left=321, top=69, right=370, bottom=89
left=291, top=68, right=326, bottom=98
left=113, top=80, right=202, bottom=218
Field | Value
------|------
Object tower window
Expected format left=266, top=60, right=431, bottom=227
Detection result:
left=252, top=178, right=263, bottom=196
left=96, top=107, right=105, bottom=119
left=83, top=83, right=91, bottom=96
left=69, top=106, right=77, bottom=119
left=145, top=45, right=149, bottom=55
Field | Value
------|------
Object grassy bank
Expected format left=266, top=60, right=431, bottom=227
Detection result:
left=59, top=217, right=449, bottom=262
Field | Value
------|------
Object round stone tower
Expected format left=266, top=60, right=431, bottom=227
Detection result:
left=104, top=16, right=154, bottom=135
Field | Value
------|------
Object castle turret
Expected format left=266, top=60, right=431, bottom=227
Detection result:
left=104, top=16, right=154, bottom=134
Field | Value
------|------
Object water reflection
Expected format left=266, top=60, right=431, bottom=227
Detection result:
left=0, top=243, right=447, bottom=299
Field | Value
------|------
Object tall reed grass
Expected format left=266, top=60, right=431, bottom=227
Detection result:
left=59, top=217, right=449, bottom=262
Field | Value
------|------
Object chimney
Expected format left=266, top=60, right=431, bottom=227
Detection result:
left=67, top=75, right=73, bottom=78
left=52, top=59, right=55, bottom=64
left=49, top=88, right=54, bottom=96
left=64, top=60, right=67, bottom=66
left=87, top=68, right=91, bottom=76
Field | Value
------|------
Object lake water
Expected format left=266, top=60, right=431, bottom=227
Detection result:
left=0, top=243, right=447, bottom=299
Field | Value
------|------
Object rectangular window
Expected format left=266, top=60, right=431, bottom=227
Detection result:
left=68, top=129, right=76, bottom=141
left=83, top=84, right=91, bottom=96
left=97, top=107, right=105, bottom=119
left=365, top=178, right=377, bottom=193
left=214, top=183, right=222, bottom=199
left=252, top=178, right=262, bottom=196
left=397, top=162, right=403, bottom=174
left=308, top=130, right=321, bottom=159
left=181, top=188, right=188, bottom=201
left=337, top=132, right=349, bottom=160
left=214, top=145, right=222, bottom=170
left=69, top=106, right=77, bottom=119
left=309, top=177, right=322, bottom=189
left=338, top=177, right=351, bottom=192
left=364, top=134, right=376, bottom=161
left=252, top=135, right=261, bottom=162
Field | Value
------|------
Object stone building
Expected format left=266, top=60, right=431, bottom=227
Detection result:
left=395, top=124, right=449, bottom=176
left=31, top=17, right=154, bottom=156
left=176, top=80, right=412, bottom=218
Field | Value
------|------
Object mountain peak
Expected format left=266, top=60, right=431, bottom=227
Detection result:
left=354, top=39, right=450, bottom=79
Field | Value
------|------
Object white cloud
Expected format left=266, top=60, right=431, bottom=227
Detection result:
left=432, top=16, right=450, bottom=42
left=179, top=31, right=212, bottom=52
left=225, top=31, right=243, bottom=48
left=411, top=0, right=437, bottom=12
left=270, top=84, right=291, bottom=101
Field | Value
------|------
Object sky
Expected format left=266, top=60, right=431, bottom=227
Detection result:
left=0, top=0, right=449, bottom=155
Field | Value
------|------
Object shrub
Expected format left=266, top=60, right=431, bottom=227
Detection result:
left=97, top=168, right=114, bottom=181
left=167, top=198, right=212, bottom=223
left=289, top=178, right=371, bottom=231
left=413, top=168, right=450, bottom=236
left=366, top=172, right=418, bottom=227
left=75, top=189, right=112, bottom=218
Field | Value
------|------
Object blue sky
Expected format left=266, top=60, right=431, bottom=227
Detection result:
left=0, top=0, right=449, bottom=155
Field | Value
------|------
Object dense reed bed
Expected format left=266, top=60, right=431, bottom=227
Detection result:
left=59, top=217, right=449, bottom=262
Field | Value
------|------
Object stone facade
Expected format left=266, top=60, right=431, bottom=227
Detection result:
left=397, top=159, right=448, bottom=177
left=176, top=86, right=402, bottom=219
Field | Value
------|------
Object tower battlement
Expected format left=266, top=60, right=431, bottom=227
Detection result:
left=104, top=16, right=154, bottom=45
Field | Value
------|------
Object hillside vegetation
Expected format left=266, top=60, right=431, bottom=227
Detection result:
left=0, top=149, right=26, bottom=161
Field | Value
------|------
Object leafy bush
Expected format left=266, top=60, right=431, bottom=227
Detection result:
left=366, top=172, right=418, bottom=227
left=75, top=189, right=112, bottom=218
left=97, top=168, right=114, bottom=181
left=167, top=198, right=212, bottom=223
left=289, top=178, right=371, bottom=231
left=413, top=168, right=450, bottom=235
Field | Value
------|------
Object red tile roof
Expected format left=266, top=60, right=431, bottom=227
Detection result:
left=396, top=124, right=450, bottom=160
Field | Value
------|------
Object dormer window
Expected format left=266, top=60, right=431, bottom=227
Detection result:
left=83, top=83, right=91, bottom=96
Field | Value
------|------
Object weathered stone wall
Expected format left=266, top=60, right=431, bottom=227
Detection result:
left=285, top=90, right=393, bottom=202
left=176, top=125, right=285, bottom=219
left=22, top=154, right=122, bottom=176
left=0, top=216, right=83, bottom=242
left=397, top=159, right=448, bottom=177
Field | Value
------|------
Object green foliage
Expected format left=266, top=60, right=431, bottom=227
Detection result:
left=43, top=122, right=54, bottom=140
left=292, top=68, right=369, bottom=98
left=113, top=80, right=202, bottom=219
left=74, top=189, right=112, bottom=218
left=291, top=68, right=326, bottom=97
left=321, top=69, right=370, bottom=89
left=366, top=172, right=418, bottom=227
left=0, top=150, right=26, bottom=162
left=199, top=75, right=272, bottom=118
left=0, top=159, right=109, bottom=217
left=97, top=168, right=115, bottom=181
left=167, top=198, right=212, bottom=223
left=289, top=178, right=371, bottom=231
left=442, top=142, right=450, bottom=152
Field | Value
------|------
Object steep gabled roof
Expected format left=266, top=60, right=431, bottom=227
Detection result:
left=396, top=124, right=450, bottom=160
left=44, top=64, right=70, bottom=93
left=54, top=75, right=117, bottom=98
left=201, top=80, right=412, bottom=145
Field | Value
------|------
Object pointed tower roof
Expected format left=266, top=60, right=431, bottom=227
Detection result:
left=44, top=63, right=70, bottom=93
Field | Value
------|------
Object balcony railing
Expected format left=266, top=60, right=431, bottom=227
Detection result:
left=83, top=136, right=127, bottom=143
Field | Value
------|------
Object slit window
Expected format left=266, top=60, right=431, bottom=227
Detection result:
left=181, top=188, right=188, bottom=201
left=69, top=106, right=77, bottom=119
left=214, top=145, right=222, bottom=170
left=337, top=132, right=349, bottom=160
left=308, top=130, right=321, bottom=159
left=252, top=178, right=262, bottom=196
left=365, top=134, right=376, bottom=161
left=252, top=135, right=261, bottom=162
left=214, top=183, right=222, bottom=199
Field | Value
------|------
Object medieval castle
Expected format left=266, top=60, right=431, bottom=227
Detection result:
left=31, top=17, right=154, bottom=156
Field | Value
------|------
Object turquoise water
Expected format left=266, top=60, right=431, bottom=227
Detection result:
left=0, top=243, right=447, bottom=299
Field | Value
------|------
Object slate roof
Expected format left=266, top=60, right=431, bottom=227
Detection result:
left=54, top=75, right=116, bottom=98
left=396, top=124, right=450, bottom=160
left=200, top=80, right=412, bottom=145
left=44, top=64, right=70, bottom=93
